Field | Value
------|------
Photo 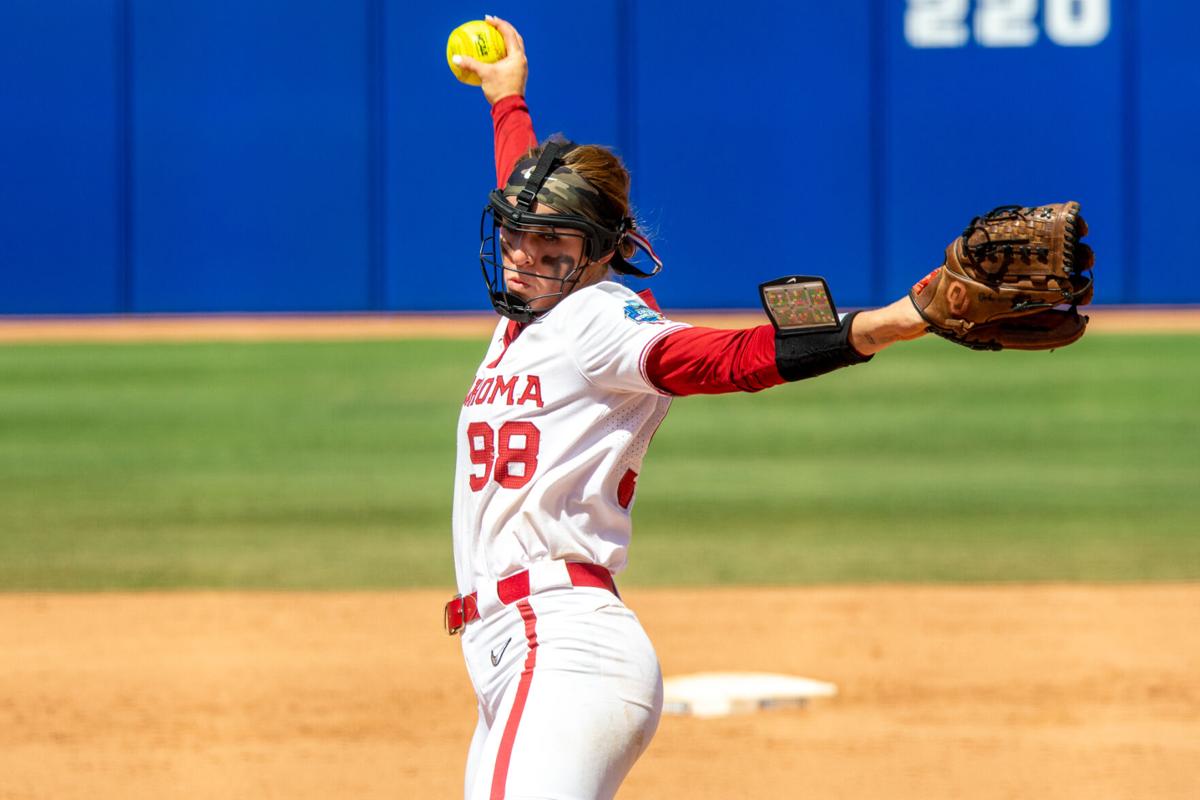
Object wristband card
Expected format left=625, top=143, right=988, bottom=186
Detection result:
left=759, top=276, right=840, bottom=333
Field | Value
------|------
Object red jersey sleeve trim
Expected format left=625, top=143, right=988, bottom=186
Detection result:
left=492, top=95, right=538, bottom=188
left=643, top=324, right=785, bottom=396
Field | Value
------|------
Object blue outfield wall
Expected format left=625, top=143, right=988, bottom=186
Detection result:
left=1, top=0, right=1198, bottom=314
left=0, top=1, right=123, bottom=314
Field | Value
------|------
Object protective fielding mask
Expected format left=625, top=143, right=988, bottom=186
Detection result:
left=479, top=137, right=663, bottom=323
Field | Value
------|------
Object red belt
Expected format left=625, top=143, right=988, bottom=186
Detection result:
left=444, top=562, right=617, bottom=635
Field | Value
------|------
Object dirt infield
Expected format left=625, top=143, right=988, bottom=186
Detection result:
left=0, top=306, right=1198, bottom=343
left=2, top=586, right=1197, bottom=800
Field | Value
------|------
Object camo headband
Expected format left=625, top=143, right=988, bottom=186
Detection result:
left=500, top=141, right=623, bottom=229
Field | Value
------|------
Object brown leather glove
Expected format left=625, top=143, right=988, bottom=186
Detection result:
left=910, top=202, right=1095, bottom=351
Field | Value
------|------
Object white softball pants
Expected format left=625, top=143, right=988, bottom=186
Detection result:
left=459, top=586, right=663, bottom=800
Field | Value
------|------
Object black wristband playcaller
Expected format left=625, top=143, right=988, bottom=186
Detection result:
left=758, top=275, right=841, bottom=335
left=759, top=275, right=872, bottom=381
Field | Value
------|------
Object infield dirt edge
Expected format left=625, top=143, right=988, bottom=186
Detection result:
left=0, top=306, right=1197, bottom=343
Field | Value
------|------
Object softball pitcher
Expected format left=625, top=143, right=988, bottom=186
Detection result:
left=446, top=16, right=1093, bottom=800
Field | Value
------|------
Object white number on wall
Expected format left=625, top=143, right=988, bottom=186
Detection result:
left=1045, top=0, right=1110, bottom=46
left=976, top=0, right=1038, bottom=47
left=905, top=0, right=970, bottom=48
left=906, top=0, right=1110, bottom=48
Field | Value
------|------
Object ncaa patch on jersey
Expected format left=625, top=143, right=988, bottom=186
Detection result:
left=623, top=299, right=665, bottom=324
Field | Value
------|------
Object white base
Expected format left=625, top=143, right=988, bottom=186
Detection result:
left=662, top=671, right=838, bottom=718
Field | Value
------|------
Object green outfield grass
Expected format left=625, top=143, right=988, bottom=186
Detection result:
left=0, top=334, right=1197, bottom=590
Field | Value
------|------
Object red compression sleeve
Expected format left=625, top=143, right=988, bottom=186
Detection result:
left=644, top=325, right=785, bottom=395
left=492, top=95, right=538, bottom=188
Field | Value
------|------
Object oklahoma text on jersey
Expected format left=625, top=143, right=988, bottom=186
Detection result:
left=463, top=374, right=544, bottom=408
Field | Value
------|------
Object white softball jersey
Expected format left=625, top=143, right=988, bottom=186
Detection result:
left=451, top=280, right=689, bottom=597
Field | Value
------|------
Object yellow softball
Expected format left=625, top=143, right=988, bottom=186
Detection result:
left=446, top=20, right=506, bottom=86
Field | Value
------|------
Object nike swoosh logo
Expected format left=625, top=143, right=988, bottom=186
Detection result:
left=490, top=638, right=511, bottom=667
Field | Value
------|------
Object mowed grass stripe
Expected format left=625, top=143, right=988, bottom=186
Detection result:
left=0, top=334, right=1196, bottom=590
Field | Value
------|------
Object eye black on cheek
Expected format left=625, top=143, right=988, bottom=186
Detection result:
left=545, top=255, right=576, bottom=273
